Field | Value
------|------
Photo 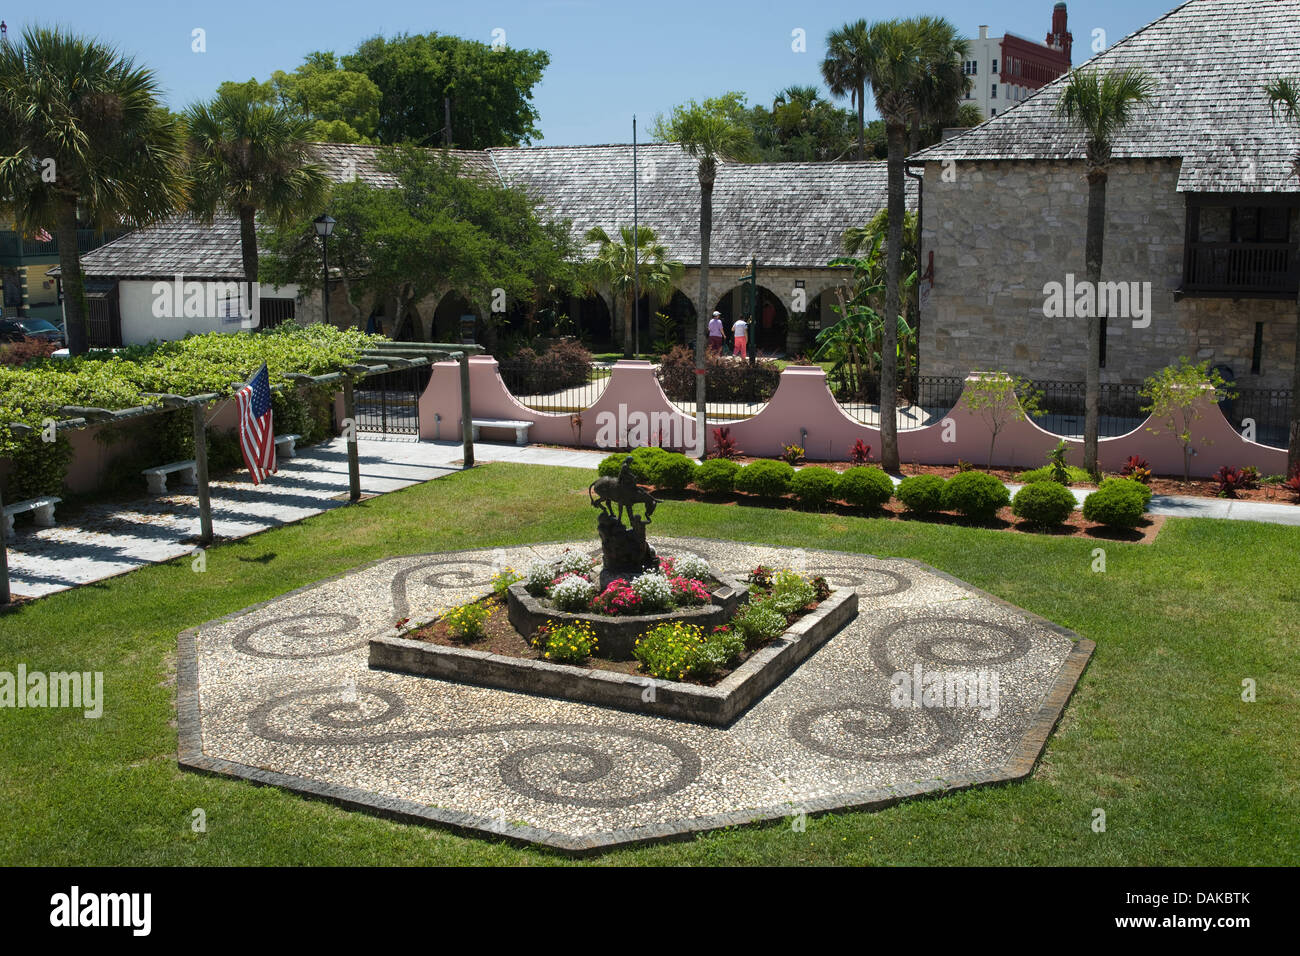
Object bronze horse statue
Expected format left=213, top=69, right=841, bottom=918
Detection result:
left=589, top=456, right=657, bottom=524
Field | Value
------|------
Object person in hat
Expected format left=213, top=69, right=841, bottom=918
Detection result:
left=707, top=311, right=725, bottom=354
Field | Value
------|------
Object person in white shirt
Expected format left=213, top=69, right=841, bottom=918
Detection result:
left=707, top=311, right=725, bottom=354
left=732, top=315, right=748, bottom=359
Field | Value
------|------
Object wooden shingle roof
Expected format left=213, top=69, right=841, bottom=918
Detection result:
left=71, top=142, right=912, bottom=278
left=491, top=143, right=913, bottom=267
left=911, top=0, right=1300, bottom=194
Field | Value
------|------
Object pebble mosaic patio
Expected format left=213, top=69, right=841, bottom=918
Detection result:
left=177, top=537, right=1093, bottom=853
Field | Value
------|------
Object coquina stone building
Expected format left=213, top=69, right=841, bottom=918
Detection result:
left=911, top=0, right=1300, bottom=392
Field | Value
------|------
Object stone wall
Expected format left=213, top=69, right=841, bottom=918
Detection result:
left=919, top=157, right=1297, bottom=390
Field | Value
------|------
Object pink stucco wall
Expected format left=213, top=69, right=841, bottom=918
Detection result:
left=421, top=359, right=1287, bottom=479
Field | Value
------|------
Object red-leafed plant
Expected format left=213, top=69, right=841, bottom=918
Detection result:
left=849, top=439, right=872, bottom=465
left=1120, top=455, right=1152, bottom=484
left=1284, top=463, right=1300, bottom=500
left=1213, top=465, right=1249, bottom=498
left=709, top=426, right=739, bottom=460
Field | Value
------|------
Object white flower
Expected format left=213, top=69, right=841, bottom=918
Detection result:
left=631, top=572, right=673, bottom=610
left=525, top=560, right=557, bottom=595
left=554, top=550, right=596, bottom=575
left=550, top=573, right=596, bottom=612
left=672, top=554, right=710, bottom=583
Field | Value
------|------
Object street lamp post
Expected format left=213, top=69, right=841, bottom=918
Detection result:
left=314, top=214, right=335, bottom=322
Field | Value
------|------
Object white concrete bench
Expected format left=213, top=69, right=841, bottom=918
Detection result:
left=143, top=460, right=197, bottom=494
left=3, top=496, right=61, bottom=536
left=470, top=418, right=533, bottom=446
left=275, top=433, right=302, bottom=459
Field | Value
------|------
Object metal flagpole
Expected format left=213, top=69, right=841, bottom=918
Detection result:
left=633, top=115, right=640, bottom=359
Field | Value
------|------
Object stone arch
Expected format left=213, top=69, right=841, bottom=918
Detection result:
left=711, top=283, right=790, bottom=355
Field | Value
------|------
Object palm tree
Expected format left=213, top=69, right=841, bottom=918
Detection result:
left=583, top=225, right=685, bottom=357
left=821, top=20, right=873, bottom=161
left=856, top=16, right=966, bottom=471
left=1057, top=67, right=1156, bottom=476
left=659, top=103, right=754, bottom=424
left=1265, top=76, right=1300, bottom=473
left=185, top=87, right=330, bottom=288
left=0, top=27, right=187, bottom=354
left=909, top=17, right=972, bottom=153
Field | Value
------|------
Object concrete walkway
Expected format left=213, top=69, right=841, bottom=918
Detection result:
left=4, top=437, right=1295, bottom=600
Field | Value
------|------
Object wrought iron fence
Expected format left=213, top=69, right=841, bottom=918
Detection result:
left=833, top=375, right=965, bottom=430
left=1018, top=381, right=1147, bottom=440
left=496, top=356, right=611, bottom=413
left=657, top=356, right=782, bottom=422
left=1224, top=387, right=1292, bottom=450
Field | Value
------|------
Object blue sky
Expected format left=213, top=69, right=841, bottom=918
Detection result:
left=6, top=0, right=1179, bottom=144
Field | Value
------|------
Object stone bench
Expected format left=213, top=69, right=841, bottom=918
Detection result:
left=3, top=496, right=61, bottom=536
left=143, top=460, right=198, bottom=495
left=470, top=418, right=533, bottom=446
left=275, top=433, right=302, bottom=459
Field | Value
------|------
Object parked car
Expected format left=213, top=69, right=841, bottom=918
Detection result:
left=0, top=317, right=65, bottom=344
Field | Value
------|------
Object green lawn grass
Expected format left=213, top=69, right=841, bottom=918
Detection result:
left=2, top=462, right=1296, bottom=865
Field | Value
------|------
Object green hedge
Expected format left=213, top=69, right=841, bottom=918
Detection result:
left=1083, top=479, right=1150, bottom=528
left=0, top=325, right=379, bottom=499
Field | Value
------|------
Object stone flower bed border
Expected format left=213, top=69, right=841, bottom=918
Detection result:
left=370, top=587, right=859, bottom=726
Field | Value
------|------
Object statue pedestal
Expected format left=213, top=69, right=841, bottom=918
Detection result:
left=596, top=511, right=657, bottom=589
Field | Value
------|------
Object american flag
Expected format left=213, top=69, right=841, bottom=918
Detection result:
left=236, top=363, right=276, bottom=484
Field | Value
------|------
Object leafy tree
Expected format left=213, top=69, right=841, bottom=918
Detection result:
left=185, top=87, right=330, bottom=285
left=583, top=226, right=685, bottom=357
left=962, top=372, right=1044, bottom=468
left=0, top=27, right=187, bottom=354
left=220, top=54, right=382, bottom=144
left=1264, top=76, right=1300, bottom=472
left=653, top=99, right=755, bottom=419
left=821, top=20, right=874, bottom=160
left=823, top=209, right=920, bottom=397
left=1056, top=66, right=1155, bottom=477
left=753, top=85, right=858, bottom=162
left=1141, top=358, right=1233, bottom=484
left=259, top=147, right=576, bottom=344
left=342, top=33, right=549, bottom=148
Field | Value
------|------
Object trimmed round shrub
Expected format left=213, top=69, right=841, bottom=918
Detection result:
left=629, top=445, right=671, bottom=483
left=693, top=458, right=740, bottom=493
left=942, top=471, right=1011, bottom=520
left=735, top=459, right=795, bottom=498
left=1099, top=476, right=1153, bottom=506
left=834, top=466, right=894, bottom=509
left=597, top=454, right=624, bottom=478
left=650, top=452, right=697, bottom=490
left=1012, top=480, right=1077, bottom=527
left=1083, top=480, right=1148, bottom=529
left=790, top=466, right=839, bottom=506
left=895, top=474, right=947, bottom=513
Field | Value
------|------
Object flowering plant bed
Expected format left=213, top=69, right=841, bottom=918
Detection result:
left=368, top=563, right=857, bottom=725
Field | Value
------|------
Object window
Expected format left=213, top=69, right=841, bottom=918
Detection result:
left=991, top=108, right=997, bottom=116
left=992, top=59, right=998, bottom=73
left=1251, top=322, right=1263, bottom=374
left=1183, top=194, right=1300, bottom=296
left=991, top=83, right=997, bottom=99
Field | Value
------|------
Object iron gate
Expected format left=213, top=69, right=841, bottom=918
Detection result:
left=354, top=365, right=431, bottom=437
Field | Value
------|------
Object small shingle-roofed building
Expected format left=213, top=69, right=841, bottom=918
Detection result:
left=62, top=140, right=912, bottom=352
left=909, top=0, right=1300, bottom=397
